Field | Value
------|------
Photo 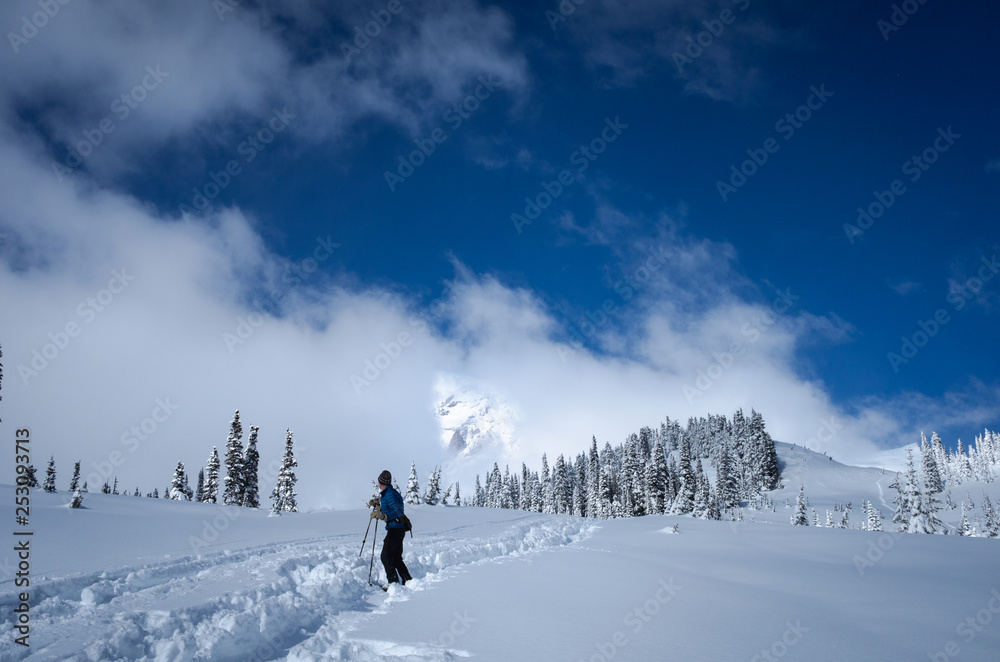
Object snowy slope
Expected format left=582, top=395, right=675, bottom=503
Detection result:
left=2, top=444, right=1000, bottom=661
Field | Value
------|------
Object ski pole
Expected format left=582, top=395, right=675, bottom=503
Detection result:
left=368, top=522, right=379, bottom=585
left=359, top=510, right=374, bottom=557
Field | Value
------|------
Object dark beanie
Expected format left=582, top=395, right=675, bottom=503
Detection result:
left=378, top=470, right=392, bottom=486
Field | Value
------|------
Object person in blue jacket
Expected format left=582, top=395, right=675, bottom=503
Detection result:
left=370, top=470, right=412, bottom=585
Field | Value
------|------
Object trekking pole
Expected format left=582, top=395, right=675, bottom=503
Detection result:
left=359, top=510, right=374, bottom=557
left=368, top=522, right=379, bottom=586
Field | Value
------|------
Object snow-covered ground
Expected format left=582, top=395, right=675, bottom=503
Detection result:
left=2, top=445, right=1000, bottom=661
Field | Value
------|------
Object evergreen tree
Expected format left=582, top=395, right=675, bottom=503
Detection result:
left=867, top=501, right=883, bottom=532
left=80, top=481, right=88, bottom=493
left=242, top=425, right=260, bottom=508
left=588, top=437, right=601, bottom=518
left=133, top=487, right=140, bottom=497
left=424, top=466, right=442, bottom=505
left=646, top=441, right=669, bottom=515
left=454, top=481, right=461, bottom=506
left=171, top=462, right=191, bottom=501
left=474, top=474, right=484, bottom=507
left=43, top=456, right=57, bottom=492
left=981, top=494, right=998, bottom=538
left=182, top=471, right=193, bottom=501
left=152, top=487, right=159, bottom=498
left=195, top=469, right=205, bottom=503
left=70, top=489, right=83, bottom=509
left=693, top=458, right=710, bottom=518
left=959, top=502, right=972, bottom=537
left=540, top=454, right=553, bottom=514
left=553, top=455, right=570, bottom=514
left=112, top=477, right=119, bottom=495
left=102, top=480, right=111, bottom=494
left=921, top=432, right=944, bottom=494
left=204, top=447, right=220, bottom=504
left=811, top=508, right=819, bottom=527
left=24, top=464, right=38, bottom=488
left=792, top=485, right=809, bottom=525
left=442, top=483, right=453, bottom=506
left=903, top=447, right=943, bottom=534
left=69, top=461, right=81, bottom=492
left=673, top=437, right=696, bottom=514
left=405, top=462, right=422, bottom=504
left=889, top=469, right=909, bottom=531
left=223, top=410, right=245, bottom=506
left=825, top=510, right=835, bottom=527
left=716, top=440, right=739, bottom=510
left=270, top=429, right=298, bottom=514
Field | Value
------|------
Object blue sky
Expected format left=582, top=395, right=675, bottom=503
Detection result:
left=1, top=0, right=998, bottom=506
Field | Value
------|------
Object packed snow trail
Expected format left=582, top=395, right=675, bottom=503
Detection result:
left=0, top=497, right=593, bottom=662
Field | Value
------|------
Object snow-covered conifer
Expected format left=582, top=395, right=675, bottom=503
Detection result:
left=170, top=462, right=191, bottom=500
left=69, top=461, right=81, bottom=492
left=223, top=410, right=245, bottom=506
left=242, top=425, right=260, bottom=508
left=195, top=469, right=205, bottom=503
left=424, top=466, right=442, bottom=505
left=204, top=447, right=220, bottom=504
left=405, top=462, right=422, bottom=505
left=673, top=438, right=696, bottom=514
left=647, top=441, right=669, bottom=515
left=792, top=485, right=809, bottom=526
left=43, top=456, right=57, bottom=492
left=24, top=464, right=38, bottom=488
left=270, top=429, right=298, bottom=514
left=70, top=489, right=83, bottom=509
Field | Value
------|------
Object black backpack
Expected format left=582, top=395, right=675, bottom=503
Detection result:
left=396, top=514, right=413, bottom=537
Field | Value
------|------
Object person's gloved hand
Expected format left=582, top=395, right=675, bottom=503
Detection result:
left=368, top=497, right=380, bottom=507
left=370, top=509, right=387, bottom=521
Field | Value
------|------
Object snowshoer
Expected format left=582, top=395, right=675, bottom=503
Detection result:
left=370, top=470, right=412, bottom=585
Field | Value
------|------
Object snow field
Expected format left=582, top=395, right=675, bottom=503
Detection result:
left=0, top=492, right=592, bottom=661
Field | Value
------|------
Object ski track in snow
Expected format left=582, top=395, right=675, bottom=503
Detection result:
left=0, top=517, right=594, bottom=662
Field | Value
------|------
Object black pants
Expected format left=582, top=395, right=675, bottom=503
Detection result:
left=380, top=528, right=411, bottom=584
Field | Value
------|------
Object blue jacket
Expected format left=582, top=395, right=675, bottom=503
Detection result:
left=380, top=484, right=405, bottom=529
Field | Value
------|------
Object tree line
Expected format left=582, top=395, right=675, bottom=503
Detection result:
left=31, top=410, right=299, bottom=516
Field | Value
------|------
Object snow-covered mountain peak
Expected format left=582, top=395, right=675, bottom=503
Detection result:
left=433, top=374, right=519, bottom=456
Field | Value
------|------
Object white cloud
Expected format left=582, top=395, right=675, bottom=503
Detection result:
left=0, top=0, right=529, bottom=179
